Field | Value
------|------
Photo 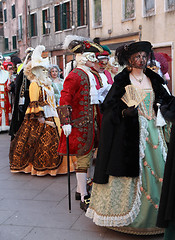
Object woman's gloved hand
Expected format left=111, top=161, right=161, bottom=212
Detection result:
left=122, top=106, right=138, bottom=118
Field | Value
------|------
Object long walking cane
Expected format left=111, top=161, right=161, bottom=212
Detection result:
left=66, top=136, right=71, bottom=213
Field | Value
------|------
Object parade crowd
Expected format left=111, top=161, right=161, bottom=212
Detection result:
left=1, top=35, right=175, bottom=239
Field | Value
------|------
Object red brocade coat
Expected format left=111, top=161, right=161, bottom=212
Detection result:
left=58, top=68, right=99, bottom=157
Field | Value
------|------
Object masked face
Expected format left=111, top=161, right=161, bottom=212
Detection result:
left=129, top=51, right=148, bottom=69
left=85, top=52, right=97, bottom=63
left=94, top=58, right=109, bottom=73
left=32, top=67, right=48, bottom=82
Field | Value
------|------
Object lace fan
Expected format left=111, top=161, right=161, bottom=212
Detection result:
left=121, top=85, right=147, bottom=107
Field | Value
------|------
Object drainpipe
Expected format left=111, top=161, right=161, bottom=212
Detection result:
left=86, top=0, right=90, bottom=37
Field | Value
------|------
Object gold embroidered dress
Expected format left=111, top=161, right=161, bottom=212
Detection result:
left=86, top=88, right=170, bottom=235
left=9, top=81, right=63, bottom=176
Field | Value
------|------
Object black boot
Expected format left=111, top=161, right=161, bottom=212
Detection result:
left=75, top=192, right=81, bottom=200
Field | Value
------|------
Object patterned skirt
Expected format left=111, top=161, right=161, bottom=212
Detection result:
left=9, top=117, right=76, bottom=176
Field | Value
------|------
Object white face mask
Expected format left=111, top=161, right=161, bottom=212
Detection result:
left=32, top=67, right=52, bottom=86
left=84, top=52, right=97, bottom=63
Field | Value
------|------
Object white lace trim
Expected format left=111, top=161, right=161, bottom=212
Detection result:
left=157, top=126, right=167, bottom=162
left=86, top=116, right=149, bottom=227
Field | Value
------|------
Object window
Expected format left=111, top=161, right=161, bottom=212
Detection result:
left=123, top=0, right=135, bottom=20
left=42, top=8, right=50, bottom=34
left=4, top=38, right=8, bottom=50
left=17, top=15, right=23, bottom=40
left=11, top=4, right=16, bottom=19
left=166, top=0, right=175, bottom=11
left=12, top=36, right=17, bottom=49
left=4, top=9, right=7, bottom=22
left=30, top=13, right=37, bottom=37
left=55, top=5, right=61, bottom=31
left=143, top=0, right=155, bottom=16
left=77, top=0, right=85, bottom=27
left=62, top=1, right=71, bottom=30
left=92, top=0, right=102, bottom=27
left=54, top=2, right=71, bottom=31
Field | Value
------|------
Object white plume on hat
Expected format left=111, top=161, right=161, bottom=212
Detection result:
left=31, top=45, right=49, bottom=69
left=25, top=47, right=34, bottom=54
left=63, top=35, right=92, bottom=50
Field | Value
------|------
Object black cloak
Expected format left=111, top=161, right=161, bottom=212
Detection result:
left=93, top=67, right=172, bottom=184
left=157, top=98, right=175, bottom=228
left=9, top=69, right=30, bottom=140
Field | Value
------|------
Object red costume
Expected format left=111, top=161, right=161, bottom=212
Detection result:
left=58, top=68, right=97, bottom=156
left=0, top=69, right=11, bottom=131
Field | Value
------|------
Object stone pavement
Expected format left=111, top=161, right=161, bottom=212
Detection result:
left=0, top=132, right=164, bottom=240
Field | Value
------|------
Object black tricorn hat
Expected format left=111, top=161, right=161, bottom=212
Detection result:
left=116, top=41, right=153, bottom=66
left=63, top=35, right=103, bottom=54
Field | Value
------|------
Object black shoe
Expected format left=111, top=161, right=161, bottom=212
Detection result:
left=75, top=192, right=81, bottom=201
left=80, top=195, right=90, bottom=212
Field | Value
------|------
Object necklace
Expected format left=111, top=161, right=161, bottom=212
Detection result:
left=131, top=73, right=144, bottom=84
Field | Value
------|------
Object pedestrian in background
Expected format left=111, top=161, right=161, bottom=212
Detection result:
left=49, top=65, right=64, bottom=106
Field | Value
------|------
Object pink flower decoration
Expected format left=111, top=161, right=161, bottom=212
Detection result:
left=140, top=187, right=143, bottom=192
left=155, top=204, right=158, bottom=209
left=159, top=178, right=163, bottom=182
left=153, top=145, right=158, bottom=149
left=146, top=195, right=151, bottom=200
left=146, top=137, right=149, bottom=141
left=151, top=170, right=154, bottom=175
left=143, top=161, right=147, bottom=166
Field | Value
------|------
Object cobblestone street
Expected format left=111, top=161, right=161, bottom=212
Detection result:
left=0, top=132, right=164, bottom=240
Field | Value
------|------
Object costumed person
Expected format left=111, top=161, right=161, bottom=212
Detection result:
left=156, top=98, right=175, bottom=240
left=57, top=35, right=103, bottom=211
left=9, top=47, right=34, bottom=140
left=86, top=41, right=172, bottom=235
left=106, top=55, right=123, bottom=80
left=9, top=45, right=62, bottom=176
left=6, top=63, right=16, bottom=112
left=49, top=65, right=64, bottom=106
left=49, top=64, right=77, bottom=174
left=2, top=56, right=13, bottom=71
left=0, top=56, right=11, bottom=132
left=91, top=38, right=113, bottom=96
left=147, top=52, right=172, bottom=95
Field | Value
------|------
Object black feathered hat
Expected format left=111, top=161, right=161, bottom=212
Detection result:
left=63, top=35, right=103, bottom=53
left=115, top=41, right=153, bottom=66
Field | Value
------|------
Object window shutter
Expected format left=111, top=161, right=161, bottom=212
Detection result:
left=42, top=10, right=46, bottom=34
left=12, top=36, right=17, bottom=49
left=4, top=38, right=8, bottom=50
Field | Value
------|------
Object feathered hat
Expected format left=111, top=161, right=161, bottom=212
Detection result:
left=116, top=41, right=153, bottom=66
left=93, top=37, right=111, bottom=59
left=31, top=45, right=49, bottom=69
left=63, top=35, right=103, bottom=53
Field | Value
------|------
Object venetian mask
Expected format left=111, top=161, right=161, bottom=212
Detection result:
left=129, top=51, right=148, bottom=69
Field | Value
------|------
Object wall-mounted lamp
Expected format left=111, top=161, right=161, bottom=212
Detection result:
left=44, top=20, right=52, bottom=30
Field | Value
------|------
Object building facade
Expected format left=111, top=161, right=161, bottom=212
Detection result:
left=2, top=0, right=28, bottom=59
left=89, top=0, right=175, bottom=93
left=2, top=0, right=89, bottom=70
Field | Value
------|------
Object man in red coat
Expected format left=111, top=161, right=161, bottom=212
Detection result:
left=57, top=35, right=103, bottom=211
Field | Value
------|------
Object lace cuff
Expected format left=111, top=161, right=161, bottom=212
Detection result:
left=57, top=105, right=72, bottom=125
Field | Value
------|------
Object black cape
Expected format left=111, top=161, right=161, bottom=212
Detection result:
left=93, top=67, right=172, bottom=184
left=9, top=70, right=30, bottom=140
left=157, top=98, right=175, bottom=228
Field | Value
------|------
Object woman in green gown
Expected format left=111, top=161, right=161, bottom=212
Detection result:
left=86, top=41, right=172, bottom=235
